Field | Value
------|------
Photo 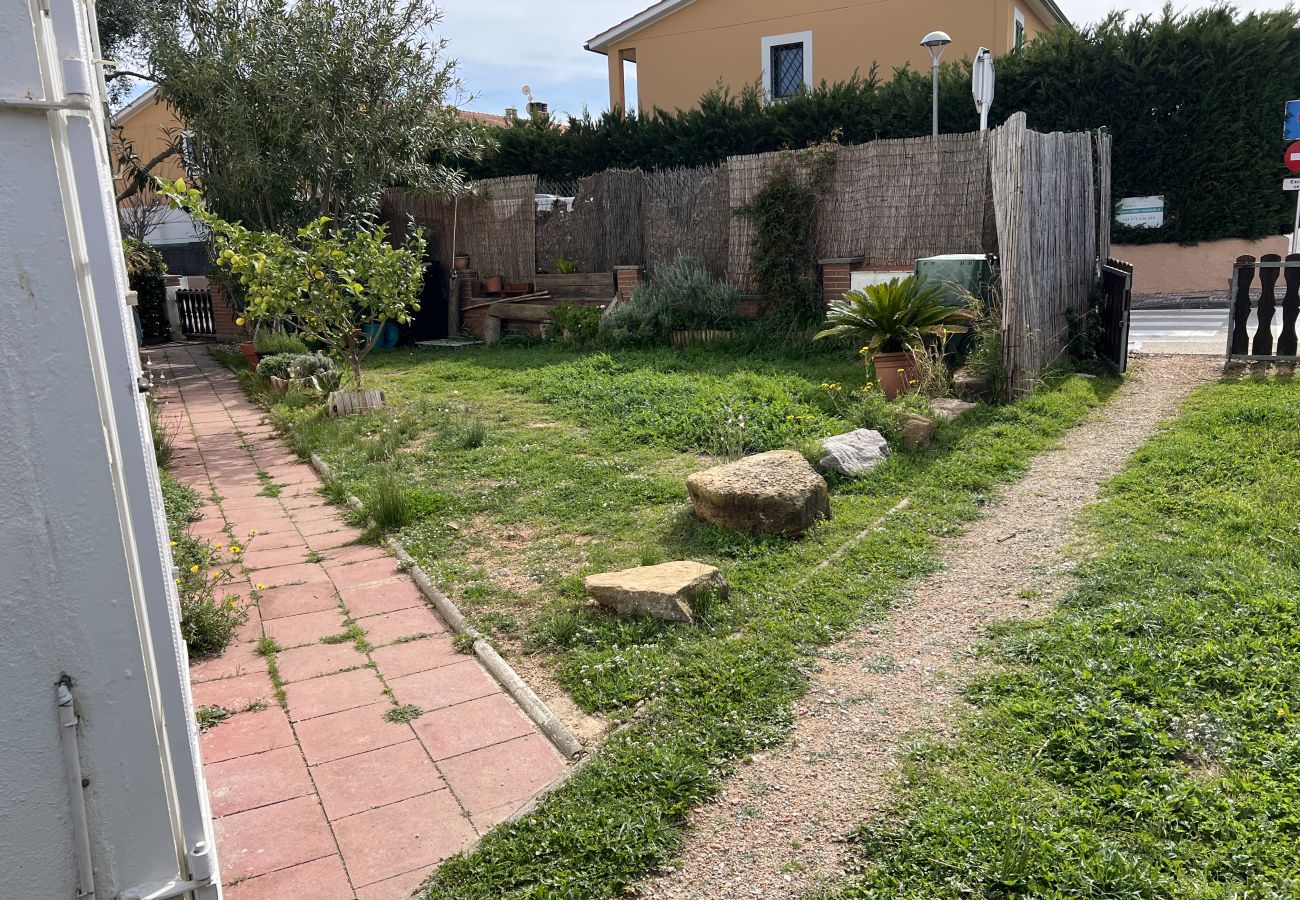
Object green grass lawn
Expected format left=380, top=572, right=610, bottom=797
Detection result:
left=250, top=344, right=1117, bottom=898
left=833, top=373, right=1300, bottom=898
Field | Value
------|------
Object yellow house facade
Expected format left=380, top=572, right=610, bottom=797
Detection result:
left=587, top=0, right=1068, bottom=113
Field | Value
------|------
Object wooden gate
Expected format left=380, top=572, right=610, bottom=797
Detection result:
left=1227, top=254, right=1300, bottom=363
left=1099, top=258, right=1133, bottom=373
left=176, top=289, right=215, bottom=337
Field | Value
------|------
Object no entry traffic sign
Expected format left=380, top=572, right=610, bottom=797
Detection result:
left=1287, top=141, right=1300, bottom=173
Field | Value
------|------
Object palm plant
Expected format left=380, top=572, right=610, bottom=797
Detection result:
left=813, top=276, right=973, bottom=352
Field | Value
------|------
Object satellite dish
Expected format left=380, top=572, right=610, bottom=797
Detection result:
left=522, top=84, right=533, bottom=102
left=972, top=48, right=995, bottom=132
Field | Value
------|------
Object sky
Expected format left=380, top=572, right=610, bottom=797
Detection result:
left=444, top=0, right=1294, bottom=119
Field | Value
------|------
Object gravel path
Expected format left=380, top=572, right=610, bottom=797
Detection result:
left=636, top=355, right=1219, bottom=899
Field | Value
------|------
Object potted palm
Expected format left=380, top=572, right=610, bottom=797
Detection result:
left=814, top=276, right=973, bottom=399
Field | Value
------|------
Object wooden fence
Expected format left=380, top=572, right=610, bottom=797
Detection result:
left=992, top=113, right=1098, bottom=396
left=1227, top=253, right=1300, bottom=362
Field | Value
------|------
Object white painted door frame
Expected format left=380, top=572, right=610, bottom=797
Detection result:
left=3, top=0, right=219, bottom=895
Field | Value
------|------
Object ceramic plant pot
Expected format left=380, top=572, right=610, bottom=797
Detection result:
left=872, top=350, right=920, bottom=399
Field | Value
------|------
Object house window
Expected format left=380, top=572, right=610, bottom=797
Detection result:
left=178, top=130, right=202, bottom=180
left=761, top=31, right=813, bottom=102
left=1014, top=8, right=1026, bottom=50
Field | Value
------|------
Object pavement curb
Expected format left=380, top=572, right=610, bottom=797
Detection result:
left=307, top=452, right=585, bottom=762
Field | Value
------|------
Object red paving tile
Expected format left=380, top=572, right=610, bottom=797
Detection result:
left=331, top=790, right=477, bottom=888
left=438, top=734, right=567, bottom=816
left=258, top=582, right=339, bottom=620
left=294, top=702, right=413, bottom=765
left=213, top=795, right=336, bottom=881
left=369, top=636, right=462, bottom=679
left=161, top=346, right=568, bottom=888
left=190, top=671, right=276, bottom=710
left=262, top=609, right=348, bottom=648
left=276, top=641, right=368, bottom=683
left=328, top=557, right=404, bottom=589
left=241, top=545, right=313, bottom=570
left=341, top=579, right=425, bottom=618
left=189, top=640, right=265, bottom=683
left=224, top=855, right=354, bottom=900
left=311, top=740, right=444, bottom=821
left=206, top=745, right=314, bottom=817
left=284, top=667, right=388, bottom=721
left=257, top=561, right=332, bottom=588
left=200, top=706, right=295, bottom=764
left=389, top=660, right=500, bottom=712
left=357, top=606, right=446, bottom=645
left=353, top=864, right=435, bottom=900
left=412, top=693, right=536, bottom=761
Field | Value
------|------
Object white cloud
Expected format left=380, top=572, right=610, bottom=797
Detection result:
left=442, top=0, right=1295, bottom=118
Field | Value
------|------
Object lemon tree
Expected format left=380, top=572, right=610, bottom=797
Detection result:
left=164, top=179, right=426, bottom=389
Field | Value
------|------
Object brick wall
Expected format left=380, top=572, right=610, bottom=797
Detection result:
left=209, top=283, right=241, bottom=340
left=614, top=265, right=644, bottom=301
left=820, top=260, right=855, bottom=308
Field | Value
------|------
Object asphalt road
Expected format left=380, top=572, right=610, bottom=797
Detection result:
left=1129, top=308, right=1242, bottom=355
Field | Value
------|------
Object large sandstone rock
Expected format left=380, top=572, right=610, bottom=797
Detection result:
left=897, top=412, right=936, bottom=449
left=584, top=561, right=729, bottom=623
left=952, top=366, right=993, bottom=401
left=818, top=429, right=889, bottom=476
left=930, top=398, right=978, bottom=423
left=687, top=450, right=830, bottom=535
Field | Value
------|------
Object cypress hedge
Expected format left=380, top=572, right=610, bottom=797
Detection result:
left=125, top=237, right=171, bottom=344
left=469, top=7, right=1300, bottom=245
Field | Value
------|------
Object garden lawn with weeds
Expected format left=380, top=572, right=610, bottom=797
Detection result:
left=834, top=374, right=1300, bottom=898
left=248, top=345, right=1117, bottom=898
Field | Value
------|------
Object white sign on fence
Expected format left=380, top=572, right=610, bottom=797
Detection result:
left=1285, top=178, right=1300, bottom=192
left=1115, top=195, right=1165, bottom=228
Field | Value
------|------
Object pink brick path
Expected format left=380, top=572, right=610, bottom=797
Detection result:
left=150, top=345, right=567, bottom=898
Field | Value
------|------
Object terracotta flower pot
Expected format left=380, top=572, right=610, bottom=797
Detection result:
left=238, top=341, right=260, bottom=370
left=871, top=350, right=920, bottom=399
left=483, top=275, right=504, bottom=293
left=453, top=255, right=470, bottom=270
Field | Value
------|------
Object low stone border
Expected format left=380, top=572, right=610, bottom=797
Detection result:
left=308, top=452, right=585, bottom=761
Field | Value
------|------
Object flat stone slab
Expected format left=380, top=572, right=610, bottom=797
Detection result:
left=584, top=561, right=729, bottom=623
left=898, top=412, right=935, bottom=449
left=687, top=450, right=830, bottom=535
left=930, top=398, right=978, bottom=423
left=416, top=339, right=484, bottom=349
left=819, top=428, right=889, bottom=475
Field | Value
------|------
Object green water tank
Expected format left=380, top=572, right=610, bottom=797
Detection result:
left=913, top=254, right=995, bottom=306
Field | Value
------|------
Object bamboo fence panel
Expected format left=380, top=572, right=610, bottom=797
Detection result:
left=642, top=164, right=730, bottom=278
left=1095, top=128, right=1113, bottom=266
left=993, top=112, right=1097, bottom=396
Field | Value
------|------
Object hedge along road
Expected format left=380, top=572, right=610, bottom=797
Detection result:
left=636, top=354, right=1218, bottom=899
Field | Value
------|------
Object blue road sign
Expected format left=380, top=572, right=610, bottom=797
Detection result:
left=1286, top=100, right=1300, bottom=140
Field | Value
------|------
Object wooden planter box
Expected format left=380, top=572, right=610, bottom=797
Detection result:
left=671, top=329, right=734, bottom=348
left=328, top=389, right=385, bottom=416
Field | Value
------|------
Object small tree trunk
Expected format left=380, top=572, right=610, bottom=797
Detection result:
left=345, top=331, right=364, bottom=391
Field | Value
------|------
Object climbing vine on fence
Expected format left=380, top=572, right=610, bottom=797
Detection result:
left=736, top=147, right=836, bottom=328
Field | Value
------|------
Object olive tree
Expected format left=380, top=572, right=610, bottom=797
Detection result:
left=144, top=0, right=490, bottom=230
left=163, top=180, right=427, bottom=389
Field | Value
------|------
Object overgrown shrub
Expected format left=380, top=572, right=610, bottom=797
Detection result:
left=254, top=329, right=309, bottom=355
left=551, top=304, right=602, bottom=346
left=601, top=258, right=739, bottom=345
left=124, top=237, right=170, bottom=343
left=256, top=353, right=298, bottom=379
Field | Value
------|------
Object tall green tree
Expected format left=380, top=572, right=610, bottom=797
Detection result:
left=145, top=0, right=491, bottom=230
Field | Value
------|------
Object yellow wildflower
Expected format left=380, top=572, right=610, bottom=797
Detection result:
left=256, top=583, right=266, bottom=590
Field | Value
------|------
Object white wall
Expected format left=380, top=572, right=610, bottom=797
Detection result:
left=1, top=0, right=210, bottom=895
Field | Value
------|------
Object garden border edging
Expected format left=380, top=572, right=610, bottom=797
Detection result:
left=307, top=452, right=585, bottom=760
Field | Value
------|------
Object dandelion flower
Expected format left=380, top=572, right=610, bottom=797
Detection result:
left=256, top=583, right=266, bottom=590
left=231, top=545, right=242, bottom=553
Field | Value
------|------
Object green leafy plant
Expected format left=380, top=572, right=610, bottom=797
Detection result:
left=256, top=353, right=298, bottom=379
left=815, top=277, right=973, bottom=353
left=552, top=255, right=579, bottom=274
left=601, top=258, right=738, bottom=344
left=124, top=237, right=170, bottom=344
left=367, top=471, right=413, bottom=531
left=163, top=180, right=425, bottom=390
left=254, top=329, right=309, bottom=355
left=736, top=151, right=834, bottom=328
left=384, top=704, right=424, bottom=723
left=550, top=303, right=602, bottom=347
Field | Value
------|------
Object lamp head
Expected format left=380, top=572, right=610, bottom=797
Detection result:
left=920, top=30, right=952, bottom=49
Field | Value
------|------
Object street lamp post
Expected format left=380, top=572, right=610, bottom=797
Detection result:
left=920, top=31, right=953, bottom=139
